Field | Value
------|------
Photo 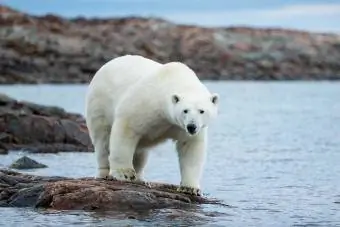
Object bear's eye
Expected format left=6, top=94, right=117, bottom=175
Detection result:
left=183, top=109, right=189, bottom=114
left=199, top=109, right=205, bottom=114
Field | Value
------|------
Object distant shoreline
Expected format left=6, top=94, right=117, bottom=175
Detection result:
left=1, top=4, right=340, bottom=84
left=1, top=79, right=340, bottom=86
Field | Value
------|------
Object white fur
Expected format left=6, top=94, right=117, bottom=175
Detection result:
left=85, top=55, right=219, bottom=191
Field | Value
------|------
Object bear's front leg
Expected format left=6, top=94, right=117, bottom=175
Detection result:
left=176, top=132, right=207, bottom=196
left=108, top=119, right=140, bottom=182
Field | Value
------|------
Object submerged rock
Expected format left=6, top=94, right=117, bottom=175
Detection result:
left=0, top=169, right=228, bottom=214
left=0, top=93, right=93, bottom=153
left=9, top=156, right=47, bottom=169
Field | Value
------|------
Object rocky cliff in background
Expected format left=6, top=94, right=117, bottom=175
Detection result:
left=1, top=4, right=340, bottom=83
left=0, top=93, right=93, bottom=154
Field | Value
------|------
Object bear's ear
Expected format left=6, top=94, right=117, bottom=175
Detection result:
left=172, top=94, right=180, bottom=104
left=211, top=93, right=219, bottom=105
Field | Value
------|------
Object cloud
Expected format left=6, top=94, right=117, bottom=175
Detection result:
left=259, top=3, right=340, bottom=17
left=158, top=3, right=340, bottom=32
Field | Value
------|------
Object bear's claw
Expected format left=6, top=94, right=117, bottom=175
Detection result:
left=177, top=186, right=202, bottom=196
left=111, top=168, right=137, bottom=181
left=135, top=179, right=152, bottom=188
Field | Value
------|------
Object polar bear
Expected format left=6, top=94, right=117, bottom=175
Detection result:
left=85, top=55, right=219, bottom=195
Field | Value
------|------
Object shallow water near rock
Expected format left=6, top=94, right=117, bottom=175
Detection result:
left=1, top=81, right=340, bottom=226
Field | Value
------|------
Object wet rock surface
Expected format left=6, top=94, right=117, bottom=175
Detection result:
left=0, top=93, right=93, bottom=153
left=0, top=147, right=8, bottom=155
left=9, top=156, right=48, bottom=169
left=1, top=5, right=340, bottom=83
left=0, top=169, right=228, bottom=213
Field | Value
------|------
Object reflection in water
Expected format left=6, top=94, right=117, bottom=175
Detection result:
left=87, top=207, right=230, bottom=226
left=0, top=82, right=340, bottom=226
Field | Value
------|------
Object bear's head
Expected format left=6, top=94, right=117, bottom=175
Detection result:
left=170, top=93, right=219, bottom=136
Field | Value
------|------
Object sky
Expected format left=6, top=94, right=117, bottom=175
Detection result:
left=2, top=0, right=340, bottom=33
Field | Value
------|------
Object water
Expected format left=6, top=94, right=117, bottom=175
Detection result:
left=0, top=82, right=339, bottom=226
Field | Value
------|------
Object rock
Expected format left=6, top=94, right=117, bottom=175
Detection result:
left=1, top=5, right=340, bottom=83
left=0, top=148, right=8, bottom=155
left=9, top=156, right=48, bottom=169
left=0, top=93, right=93, bottom=153
left=0, top=169, right=228, bottom=214
left=0, top=93, right=15, bottom=104
left=0, top=135, right=9, bottom=154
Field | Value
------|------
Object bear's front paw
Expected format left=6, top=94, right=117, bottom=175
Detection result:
left=111, top=168, right=137, bottom=181
left=177, top=186, right=202, bottom=196
left=96, top=168, right=113, bottom=180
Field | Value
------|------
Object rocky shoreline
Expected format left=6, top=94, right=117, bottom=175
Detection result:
left=1, top=5, right=340, bottom=83
left=0, top=93, right=93, bottom=154
left=0, top=168, right=228, bottom=220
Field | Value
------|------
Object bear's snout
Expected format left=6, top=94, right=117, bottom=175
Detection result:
left=186, top=124, right=197, bottom=135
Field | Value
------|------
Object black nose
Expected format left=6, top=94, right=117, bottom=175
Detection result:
left=186, top=124, right=197, bottom=134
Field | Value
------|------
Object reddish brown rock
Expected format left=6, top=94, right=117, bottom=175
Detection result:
left=0, top=4, right=340, bottom=83
left=0, top=169, right=228, bottom=213
left=0, top=93, right=93, bottom=153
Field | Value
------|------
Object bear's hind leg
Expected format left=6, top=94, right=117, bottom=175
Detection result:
left=87, top=116, right=111, bottom=179
left=109, top=119, right=140, bottom=182
left=133, top=148, right=150, bottom=181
